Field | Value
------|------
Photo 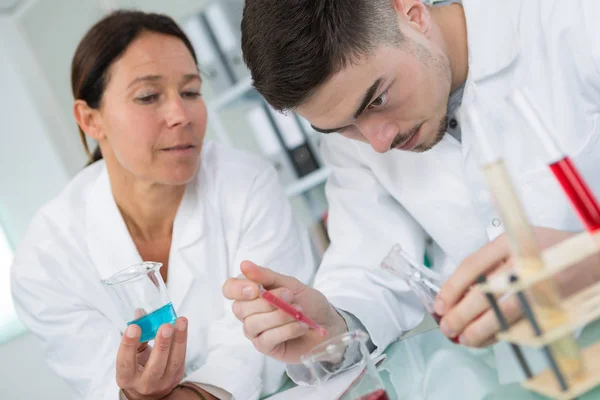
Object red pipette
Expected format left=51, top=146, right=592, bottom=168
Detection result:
left=259, top=285, right=327, bottom=337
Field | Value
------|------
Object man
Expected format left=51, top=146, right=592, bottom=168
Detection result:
left=223, top=0, right=600, bottom=379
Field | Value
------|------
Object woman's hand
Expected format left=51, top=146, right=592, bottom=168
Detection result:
left=117, top=317, right=188, bottom=400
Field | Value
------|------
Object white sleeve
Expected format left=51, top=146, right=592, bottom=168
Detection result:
left=314, top=136, right=428, bottom=354
left=184, top=165, right=316, bottom=399
left=11, top=242, right=122, bottom=400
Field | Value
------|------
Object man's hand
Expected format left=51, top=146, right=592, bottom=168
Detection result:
left=434, top=227, right=581, bottom=347
left=163, top=384, right=218, bottom=400
left=118, top=318, right=188, bottom=400
left=222, top=261, right=347, bottom=363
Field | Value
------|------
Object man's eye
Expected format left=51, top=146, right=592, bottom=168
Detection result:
left=368, top=90, right=389, bottom=110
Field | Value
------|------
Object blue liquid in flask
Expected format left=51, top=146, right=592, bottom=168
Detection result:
left=128, top=303, right=177, bottom=342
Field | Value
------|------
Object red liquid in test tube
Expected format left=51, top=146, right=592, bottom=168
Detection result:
left=354, top=389, right=391, bottom=400
left=549, top=157, right=600, bottom=233
left=260, top=290, right=327, bottom=336
left=510, top=89, right=600, bottom=233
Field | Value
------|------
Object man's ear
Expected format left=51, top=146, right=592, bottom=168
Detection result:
left=391, top=0, right=432, bottom=36
left=73, top=100, right=104, bottom=141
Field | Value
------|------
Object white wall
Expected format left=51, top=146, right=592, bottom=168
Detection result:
left=0, top=13, right=76, bottom=400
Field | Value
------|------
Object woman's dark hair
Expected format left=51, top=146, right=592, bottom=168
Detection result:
left=71, top=10, right=198, bottom=165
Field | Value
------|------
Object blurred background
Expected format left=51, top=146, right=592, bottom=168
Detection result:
left=0, top=1, right=330, bottom=398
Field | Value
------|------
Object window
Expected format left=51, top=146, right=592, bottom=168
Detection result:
left=0, top=224, right=25, bottom=343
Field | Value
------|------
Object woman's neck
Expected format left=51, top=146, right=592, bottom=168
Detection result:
left=107, top=164, right=186, bottom=243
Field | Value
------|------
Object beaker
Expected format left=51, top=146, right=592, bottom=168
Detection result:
left=102, top=261, right=177, bottom=342
left=301, top=330, right=390, bottom=400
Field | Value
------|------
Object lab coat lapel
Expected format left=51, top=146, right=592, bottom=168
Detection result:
left=167, top=173, right=205, bottom=311
left=84, top=165, right=142, bottom=281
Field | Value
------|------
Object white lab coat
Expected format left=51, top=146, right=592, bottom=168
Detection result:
left=10, top=141, right=315, bottom=400
left=315, top=0, right=600, bottom=377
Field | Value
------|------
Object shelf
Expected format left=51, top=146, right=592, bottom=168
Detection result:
left=496, top=280, right=600, bottom=347
left=212, top=77, right=254, bottom=111
left=522, top=341, right=600, bottom=400
left=284, top=167, right=330, bottom=198
left=477, top=232, right=600, bottom=294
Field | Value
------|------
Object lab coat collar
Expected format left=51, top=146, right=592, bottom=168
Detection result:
left=462, top=0, right=522, bottom=81
left=85, top=164, right=205, bottom=305
left=85, top=164, right=141, bottom=281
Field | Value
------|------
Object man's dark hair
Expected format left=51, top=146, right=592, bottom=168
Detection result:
left=242, top=0, right=404, bottom=111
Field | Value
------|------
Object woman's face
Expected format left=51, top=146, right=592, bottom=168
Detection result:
left=97, top=31, right=207, bottom=185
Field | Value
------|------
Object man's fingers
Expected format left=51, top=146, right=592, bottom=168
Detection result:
left=241, top=261, right=306, bottom=293
left=142, top=324, right=174, bottom=381
left=164, top=318, right=188, bottom=380
left=243, top=307, right=301, bottom=340
left=116, top=325, right=142, bottom=387
left=222, top=277, right=262, bottom=301
left=439, top=288, right=489, bottom=340
left=232, top=287, right=295, bottom=321
left=436, top=237, right=510, bottom=315
left=458, top=296, right=522, bottom=347
left=252, top=321, right=310, bottom=356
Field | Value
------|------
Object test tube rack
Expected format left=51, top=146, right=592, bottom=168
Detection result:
left=477, top=231, right=600, bottom=400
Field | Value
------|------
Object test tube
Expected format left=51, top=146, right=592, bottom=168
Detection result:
left=509, top=89, right=600, bottom=234
left=464, top=105, right=584, bottom=380
left=381, top=245, right=458, bottom=343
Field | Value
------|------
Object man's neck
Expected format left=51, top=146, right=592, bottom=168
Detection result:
left=106, top=160, right=186, bottom=242
left=431, top=3, right=469, bottom=92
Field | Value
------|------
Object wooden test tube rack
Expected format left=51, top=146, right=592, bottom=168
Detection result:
left=477, top=231, right=600, bottom=400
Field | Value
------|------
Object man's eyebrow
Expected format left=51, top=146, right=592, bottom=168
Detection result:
left=353, top=77, right=384, bottom=119
left=310, top=124, right=343, bottom=134
left=310, top=77, right=385, bottom=134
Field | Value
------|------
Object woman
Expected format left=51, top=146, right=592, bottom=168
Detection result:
left=10, top=10, right=314, bottom=400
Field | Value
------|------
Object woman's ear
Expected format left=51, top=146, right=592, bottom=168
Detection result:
left=73, top=100, right=104, bottom=141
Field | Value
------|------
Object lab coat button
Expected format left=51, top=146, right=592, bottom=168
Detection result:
left=492, top=218, right=501, bottom=227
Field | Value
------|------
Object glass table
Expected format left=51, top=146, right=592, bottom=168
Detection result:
left=273, top=319, right=600, bottom=399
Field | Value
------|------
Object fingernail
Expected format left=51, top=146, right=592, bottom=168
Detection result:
left=242, top=286, right=255, bottom=299
left=126, top=325, right=137, bottom=338
left=281, top=290, right=293, bottom=303
left=162, top=324, right=174, bottom=338
left=459, top=335, right=467, bottom=345
left=434, top=298, right=445, bottom=315
left=300, top=322, right=309, bottom=330
left=294, top=304, right=304, bottom=312
left=439, top=320, right=455, bottom=338
left=177, top=319, right=187, bottom=332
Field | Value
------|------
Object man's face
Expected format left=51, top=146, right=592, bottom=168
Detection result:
left=297, top=35, right=452, bottom=154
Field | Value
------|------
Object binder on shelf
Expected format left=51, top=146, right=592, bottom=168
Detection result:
left=181, top=15, right=233, bottom=93
left=265, top=106, right=321, bottom=178
left=203, top=1, right=250, bottom=84
left=245, top=104, right=298, bottom=187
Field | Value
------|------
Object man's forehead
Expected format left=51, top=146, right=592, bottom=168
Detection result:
left=297, top=47, right=398, bottom=122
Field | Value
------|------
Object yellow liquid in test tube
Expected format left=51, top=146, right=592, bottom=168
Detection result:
left=483, top=161, right=584, bottom=379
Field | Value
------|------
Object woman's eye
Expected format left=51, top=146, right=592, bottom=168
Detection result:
left=368, top=90, right=389, bottom=110
left=182, top=91, right=202, bottom=99
left=136, top=94, right=159, bottom=104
